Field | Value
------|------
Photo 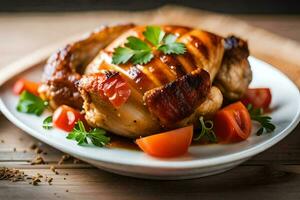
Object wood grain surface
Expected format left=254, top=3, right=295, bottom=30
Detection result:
left=0, top=6, right=300, bottom=200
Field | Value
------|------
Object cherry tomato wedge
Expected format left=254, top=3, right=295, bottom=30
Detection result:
left=98, top=72, right=131, bottom=108
left=241, top=88, right=272, bottom=109
left=13, top=79, right=40, bottom=96
left=214, top=101, right=252, bottom=143
left=53, top=105, right=84, bottom=132
left=136, top=126, right=193, bottom=158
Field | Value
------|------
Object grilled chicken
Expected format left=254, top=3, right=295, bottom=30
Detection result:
left=40, top=24, right=252, bottom=138
left=39, top=24, right=135, bottom=109
left=214, top=36, right=252, bottom=100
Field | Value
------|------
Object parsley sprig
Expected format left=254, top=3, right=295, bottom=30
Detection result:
left=193, top=117, right=217, bottom=143
left=112, top=26, right=186, bottom=65
left=247, top=104, right=276, bottom=135
left=16, top=91, right=48, bottom=116
left=66, top=121, right=110, bottom=147
left=42, top=116, right=53, bottom=130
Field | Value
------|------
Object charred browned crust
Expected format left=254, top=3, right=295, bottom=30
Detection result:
left=223, top=35, right=249, bottom=60
left=214, top=36, right=252, bottom=100
left=40, top=24, right=135, bottom=109
left=144, top=69, right=211, bottom=126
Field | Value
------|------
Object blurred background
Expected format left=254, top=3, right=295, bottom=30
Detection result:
left=0, top=0, right=300, bottom=13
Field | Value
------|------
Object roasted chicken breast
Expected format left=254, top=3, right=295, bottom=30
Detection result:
left=40, top=24, right=252, bottom=138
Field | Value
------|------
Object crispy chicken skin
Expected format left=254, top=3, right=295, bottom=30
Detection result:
left=39, top=24, right=134, bottom=109
left=144, top=69, right=211, bottom=127
left=40, top=24, right=252, bottom=138
left=215, top=36, right=252, bottom=100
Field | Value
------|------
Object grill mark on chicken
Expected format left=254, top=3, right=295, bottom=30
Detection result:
left=176, top=52, right=198, bottom=73
left=144, top=69, right=211, bottom=126
left=159, top=54, right=186, bottom=77
left=144, top=58, right=175, bottom=84
left=189, top=35, right=209, bottom=60
left=203, top=31, right=220, bottom=47
left=135, top=64, right=162, bottom=86
left=152, top=57, right=177, bottom=81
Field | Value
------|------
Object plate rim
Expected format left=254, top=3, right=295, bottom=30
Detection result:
left=0, top=56, right=300, bottom=169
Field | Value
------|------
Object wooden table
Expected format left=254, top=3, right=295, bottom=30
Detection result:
left=1, top=8, right=300, bottom=200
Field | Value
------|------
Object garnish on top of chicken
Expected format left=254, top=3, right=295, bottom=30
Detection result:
left=39, top=24, right=252, bottom=138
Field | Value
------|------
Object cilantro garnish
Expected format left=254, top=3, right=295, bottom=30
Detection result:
left=193, top=117, right=217, bottom=143
left=42, top=116, right=53, bottom=130
left=112, top=26, right=186, bottom=65
left=16, top=91, right=48, bottom=116
left=67, top=121, right=110, bottom=147
left=247, top=104, right=276, bottom=136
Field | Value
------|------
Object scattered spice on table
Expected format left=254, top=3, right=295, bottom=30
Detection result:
left=58, top=154, right=70, bottom=165
left=50, top=165, right=59, bottom=175
left=35, top=147, right=43, bottom=154
left=30, top=143, right=38, bottom=150
left=0, top=168, right=26, bottom=182
left=31, top=155, right=45, bottom=165
left=29, top=175, right=41, bottom=186
left=0, top=167, right=54, bottom=186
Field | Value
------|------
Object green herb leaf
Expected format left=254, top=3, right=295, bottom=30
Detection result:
left=163, top=34, right=177, bottom=44
left=143, top=26, right=165, bottom=47
left=131, top=50, right=153, bottom=65
left=125, top=36, right=151, bottom=51
left=112, top=26, right=186, bottom=65
left=158, top=42, right=186, bottom=55
left=67, top=121, right=110, bottom=147
left=43, top=116, right=53, bottom=130
left=112, top=47, right=135, bottom=65
left=16, top=91, right=48, bottom=116
left=194, top=117, right=217, bottom=143
left=247, top=104, right=276, bottom=135
left=87, top=128, right=111, bottom=147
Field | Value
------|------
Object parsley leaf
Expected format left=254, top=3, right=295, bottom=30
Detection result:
left=67, top=121, right=110, bottom=147
left=131, top=50, right=153, bottom=65
left=43, top=116, right=53, bottom=130
left=158, top=34, right=186, bottom=54
left=112, top=47, right=134, bottom=65
left=163, top=34, right=177, bottom=44
left=143, top=26, right=165, bottom=47
left=88, top=128, right=111, bottom=147
left=158, top=42, right=186, bottom=55
left=125, top=36, right=151, bottom=51
left=247, top=104, right=276, bottom=135
left=16, top=91, right=48, bottom=116
left=112, top=26, right=186, bottom=65
left=193, top=117, right=217, bottom=143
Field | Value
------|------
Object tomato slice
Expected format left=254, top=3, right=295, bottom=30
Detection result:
left=13, top=79, right=40, bottom=96
left=136, top=126, right=193, bottom=158
left=53, top=105, right=84, bottom=132
left=102, top=73, right=131, bottom=108
left=95, top=72, right=131, bottom=108
left=214, top=101, right=252, bottom=143
left=241, top=88, right=272, bottom=109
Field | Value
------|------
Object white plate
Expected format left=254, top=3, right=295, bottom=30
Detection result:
left=0, top=57, right=299, bottom=180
